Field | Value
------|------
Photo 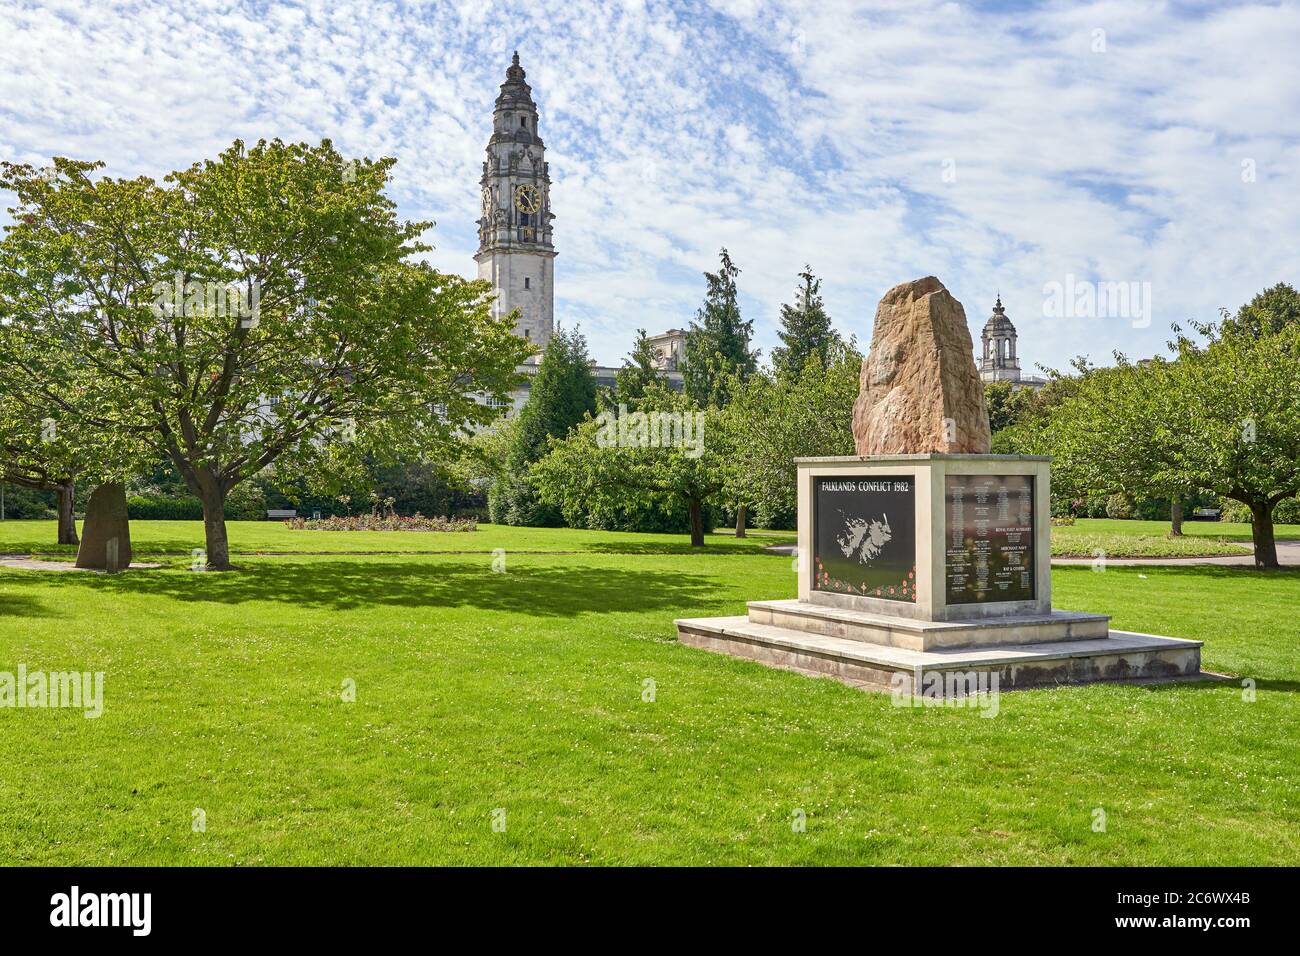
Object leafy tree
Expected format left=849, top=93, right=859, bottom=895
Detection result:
left=610, top=328, right=665, bottom=409
left=982, top=379, right=1037, bottom=434
left=1221, top=281, right=1300, bottom=339
left=0, top=142, right=529, bottom=569
left=0, top=396, right=78, bottom=543
left=533, top=384, right=722, bottom=546
left=1043, top=324, right=1300, bottom=567
left=490, top=325, right=597, bottom=526
left=715, top=342, right=862, bottom=530
left=771, top=265, right=839, bottom=376
left=681, top=248, right=756, bottom=407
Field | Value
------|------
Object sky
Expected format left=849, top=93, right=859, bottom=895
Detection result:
left=2, top=0, right=1299, bottom=373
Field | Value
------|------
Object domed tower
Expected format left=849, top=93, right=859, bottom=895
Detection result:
left=475, top=52, right=556, bottom=355
left=979, top=296, right=1020, bottom=383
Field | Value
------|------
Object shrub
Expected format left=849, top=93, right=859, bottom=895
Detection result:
left=1105, top=493, right=1135, bottom=519
left=127, top=494, right=204, bottom=520
left=0, top=485, right=57, bottom=518
left=1219, top=496, right=1300, bottom=524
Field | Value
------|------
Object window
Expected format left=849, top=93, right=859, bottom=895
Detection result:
left=524, top=277, right=530, bottom=289
left=524, top=329, right=530, bottom=340
left=520, top=116, right=526, bottom=127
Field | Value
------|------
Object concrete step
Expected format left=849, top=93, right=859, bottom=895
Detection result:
left=747, top=599, right=1110, bottom=651
left=675, top=615, right=1204, bottom=694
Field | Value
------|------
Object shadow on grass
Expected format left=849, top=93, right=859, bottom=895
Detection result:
left=28, top=558, right=721, bottom=616
left=0, top=589, right=59, bottom=617
left=1138, top=677, right=1300, bottom=694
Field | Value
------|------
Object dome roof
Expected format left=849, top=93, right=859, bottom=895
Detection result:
left=982, top=296, right=1016, bottom=335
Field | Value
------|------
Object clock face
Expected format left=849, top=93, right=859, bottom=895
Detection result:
left=513, top=183, right=542, bottom=214
left=481, top=186, right=492, bottom=215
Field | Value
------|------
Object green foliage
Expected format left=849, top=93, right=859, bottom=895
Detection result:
left=1221, top=281, right=1300, bottom=339
left=714, top=343, right=862, bottom=528
left=609, top=328, right=666, bottom=409
left=680, top=248, right=756, bottom=407
left=771, top=266, right=840, bottom=376
left=0, top=142, right=529, bottom=567
left=983, top=379, right=1037, bottom=434
left=1039, top=324, right=1300, bottom=566
left=126, top=494, right=205, bottom=520
left=532, top=384, right=724, bottom=545
left=0, top=483, right=56, bottom=518
left=511, top=326, right=598, bottom=467
left=490, top=326, right=597, bottom=526
left=1104, top=493, right=1135, bottom=519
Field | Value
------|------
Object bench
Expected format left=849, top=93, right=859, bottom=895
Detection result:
left=1190, top=508, right=1221, bottom=520
left=266, top=509, right=298, bottom=520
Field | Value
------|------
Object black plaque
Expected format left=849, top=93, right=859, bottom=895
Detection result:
left=813, top=476, right=916, bottom=603
left=945, top=474, right=1035, bottom=604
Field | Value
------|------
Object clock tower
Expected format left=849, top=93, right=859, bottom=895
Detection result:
left=475, top=52, right=556, bottom=355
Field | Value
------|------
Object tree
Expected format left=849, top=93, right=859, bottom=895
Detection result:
left=771, top=265, right=839, bottom=376
left=610, top=328, right=665, bottom=409
left=0, top=142, right=529, bottom=569
left=0, top=396, right=78, bottom=544
left=1043, top=324, right=1300, bottom=568
left=1221, top=281, right=1300, bottom=339
left=983, top=379, right=1037, bottom=434
left=715, top=342, right=862, bottom=530
left=490, top=325, right=597, bottom=526
left=533, top=384, right=722, bottom=546
left=681, top=248, right=756, bottom=407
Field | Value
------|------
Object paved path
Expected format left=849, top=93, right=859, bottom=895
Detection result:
left=765, top=541, right=1300, bottom=568
left=0, top=557, right=162, bottom=572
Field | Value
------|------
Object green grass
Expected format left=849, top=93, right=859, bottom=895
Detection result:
left=1050, top=518, right=1300, bottom=558
left=0, top=522, right=1297, bottom=865
left=0, top=518, right=793, bottom=557
left=1, top=516, right=1293, bottom=560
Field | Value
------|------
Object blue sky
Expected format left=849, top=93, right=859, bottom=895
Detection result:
left=2, top=0, right=1298, bottom=372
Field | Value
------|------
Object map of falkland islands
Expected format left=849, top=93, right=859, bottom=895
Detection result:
left=836, top=513, right=893, bottom=564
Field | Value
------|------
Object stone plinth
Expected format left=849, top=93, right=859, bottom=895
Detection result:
left=675, top=453, right=1209, bottom=693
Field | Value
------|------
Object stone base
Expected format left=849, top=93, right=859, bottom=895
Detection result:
left=675, top=613, right=1205, bottom=693
left=748, top=599, right=1107, bottom=651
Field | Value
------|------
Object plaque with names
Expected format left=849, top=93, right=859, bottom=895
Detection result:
left=945, top=474, right=1035, bottom=604
left=813, top=476, right=916, bottom=603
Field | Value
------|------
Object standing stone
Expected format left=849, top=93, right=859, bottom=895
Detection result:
left=75, top=482, right=132, bottom=572
left=852, top=276, right=992, bottom=455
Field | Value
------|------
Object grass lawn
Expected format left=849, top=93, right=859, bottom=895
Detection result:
left=0, top=522, right=1297, bottom=865
left=0, top=516, right=1294, bottom=559
left=1049, top=518, right=1300, bottom=558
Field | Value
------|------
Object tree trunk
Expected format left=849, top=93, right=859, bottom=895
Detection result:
left=57, top=480, right=79, bottom=545
left=75, top=483, right=131, bottom=572
left=735, top=503, right=747, bottom=538
left=1248, top=499, right=1279, bottom=569
left=197, top=478, right=233, bottom=570
left=1169, top=493, right=1183, bottom=537
left=189, top=468, right=233, bottom=572
left=688, top=499, right=705, bottom=548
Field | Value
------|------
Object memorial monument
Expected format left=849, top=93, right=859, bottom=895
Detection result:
left=676, top=276, right=1204, bottom=694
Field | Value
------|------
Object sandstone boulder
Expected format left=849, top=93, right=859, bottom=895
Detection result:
left=852, top=276, right=991, bottom=455
left=75, top=482, right=133, bottom=572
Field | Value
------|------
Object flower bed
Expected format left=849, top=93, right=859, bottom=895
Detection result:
left=285, top=514, right=477, bottom=532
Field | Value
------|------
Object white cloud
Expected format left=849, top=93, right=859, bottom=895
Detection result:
left=1, top=0, right=1297, bottom=372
